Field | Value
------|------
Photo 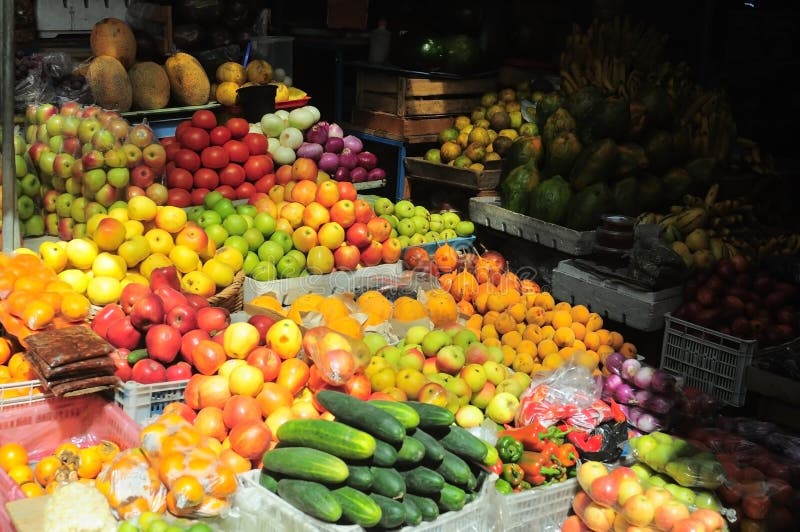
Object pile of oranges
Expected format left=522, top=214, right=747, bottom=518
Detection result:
left=0, top=338, right=42, bottom=399
left=0, top=439, right=120, bottom=498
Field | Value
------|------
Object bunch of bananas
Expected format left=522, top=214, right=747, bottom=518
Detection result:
left=678, top=88, right=737, bottom=165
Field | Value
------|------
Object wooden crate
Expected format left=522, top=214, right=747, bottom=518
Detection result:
left=350, top=109, right=455, bottom=144
left=356, top=71, right=495, bottom=117
left=405, top=157, right=501, bottom=191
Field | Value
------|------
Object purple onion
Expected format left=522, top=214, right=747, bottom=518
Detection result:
left=305, top=123, right=328, bottom=145
left=342, top=135, right=363, bottom=153
left=613, top=383, right=636, bottom=404
left=633, top=411, right=664, bottom=433
left=318, top=152, right=339, bottom=173
left=604, top=352, right=625, bottom=375
left=328, top=123, right=344, bottom=138
left=357, top=151, right=378, bottom=170
left=325, top=137, right=344, bottom=154
left=367, top=168, right=386, bottom=181
left=350, top=167, right=368, bottom=183
left=619, top=404, right=631, bottom=419
left=633, top=366, right=655, bottom=390
left=338, top=148, right=358, bottom=170
left=634, top=389, right=652, bottom=405
left=296, top=142, right=323, bottom=161
left=621, top=358, right=642, bottom=382
left=643, top=395, right=674, bottom=415
left=650, top=370, right=677, bottom=394
left=603, top=374, right=624, bottom=393
left=334, top=166, right=351, bottom=181
left=628, top=406, right=644, bottom=423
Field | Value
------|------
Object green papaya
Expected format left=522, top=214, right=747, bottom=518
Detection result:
left=629, top=101, right=648, bottom=138
left=500, top=136, right=543, bottom=179
left=643, top=130, right=674, bottom=174
left=570, top=138, right=619, bottom=191
left=542, top=108, right=576, bottom=148
left=662, top=168, right=692, bottom=204
left=637, top=173, right=664, bottom=212
left=611, top=177, right=640, bottom=216
left=639, top=86, right=675, bottom=128
left=671, top=126, right=691, bottom=165
left=615, top=143, right=648, bottom=178
left=565, top=183, right=610, bottom=231
left=565, top=85, right=605, bottom=127
left=527, top=175, right=572, bottom=225
left=501, top=163, right=540, bottom=214
left=544, top=132, right=582, bottom=178
left=535, top=92, right=563, bottom=129
left=580, top=96, right=630, bottom=144
left=685, top=158, right=718, bottom=185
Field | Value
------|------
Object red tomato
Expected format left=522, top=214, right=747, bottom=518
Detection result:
left=175, top=120, right=192, bottom=141
left=244, top=154, right=273, bottom=181
left=167, top=166, right=194, bottom=190
left=165, top=361, right=192, bottom=381
left=196, top=306, right=231, bottom=335
left=226, top=117, right=249, bottom=138
left=193, top=167, right=220, bottom=189
left=179, top=126, right=210, bottom=152
left=209, top=126, right=232, bottom=146
left=307, top=364, right=327, bottom=391
left=223, top=140, right=250, bottom=163
left=201, top=146, right=229, bottom=169
left=191, top=188, right=210, bottom=206
left=219, top=162, right=246, bottom=187
left=216, top=184, right=236, bottom=201
left=242, top=132, right=268, bottom=155
left=235, top=182, right=256, bottom=200
left=767, top=478, right=793, bottom=505
left=174, top=148, right=202, bottom=172
left=344, top=373, right=371, bottom=400
left=716, top=482, right=742, bottom=506
left=192, top=109, right=217, bottom=130
left=161, top=136, right=178, bottom=147
left=165, top=142, right=181, bottom=161
left=167, top=188, right=192, bottom=207
left=254, top=173, right=276, bottom=193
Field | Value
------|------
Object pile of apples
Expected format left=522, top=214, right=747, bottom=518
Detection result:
left=372, top=197, right=475, bottom=248
left=24, top=102, right=167, bottom=240
left=361, top=324, right=532, bottom=429
left=6, top=133, right=45, bottom=237
left=162, top=110, right=275, bottom=207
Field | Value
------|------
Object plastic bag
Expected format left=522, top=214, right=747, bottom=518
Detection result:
left=629, top=224, right=688, bottom=290
left=570, top=420, right=629, bottom=463
left=301, top=326, right=370, bottom=385
left=95, top=448, right=167, bottom=520
left=515, top=360, right=608, bottom=430
left=629, top=432, right=725, bottom=489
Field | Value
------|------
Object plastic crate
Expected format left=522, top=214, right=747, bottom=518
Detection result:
left=408, top=236, right=477, bottom=255
left=225, top=470, right=499, bottom=532
left=0, top=379, right=46, bottom=410
left=499, top=478, right=578, bottom=532
left=660, top=313, right=757, bottom=407
left=114, top=379, right=189, bottom=426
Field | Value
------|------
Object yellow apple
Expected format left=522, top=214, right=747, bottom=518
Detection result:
left=91, top=252, right=127, bottom=280
left=122, top=272, right=150, bottom=289
left=144, top=228, right=174, bottom=255
left=217, top=359, right=248, bottom=379
left=266, top=319, right=303, bottom=359
left=65, top=238, right=99, bottom=270
left=86, top=214, right=111, bottom=237
left=127, top=195, right=158, bottom=221
left=139, top=252, right=173, bottom=279
left=169, top=244, right=201, bottom=274
left=58, top=269, right=89, bottom=294
left=180, top=270, right=216, bottom=297
left=124, top=220, right=145, bottom=239
left=214, top=247, right=244, bottom=271
left=39, top=241, right=68, bottom=273
left=107, top=207, right=129, bottom=224
left=223, top=322, right=260, bottom=359
left=202, top=258, right=235, bottom=287
left=155, top=205, right=188, bottom=234
left=86, top=275, right=123, bottom=305
left=118, top=235, right=151, bottom=268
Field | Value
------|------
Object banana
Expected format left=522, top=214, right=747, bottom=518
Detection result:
left=674, top=208, right=708, bottom=233
left=704, top=183, right=719, bottom=207
left=658, top=214, right=678, bottom=228
left=709, top=238, right=725, bottom=260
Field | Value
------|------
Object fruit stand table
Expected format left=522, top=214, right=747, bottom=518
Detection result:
left=121, top=103, right=222, bottom=139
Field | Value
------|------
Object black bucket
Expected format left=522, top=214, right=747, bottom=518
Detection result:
left=236, top=84, right=277, bottom=122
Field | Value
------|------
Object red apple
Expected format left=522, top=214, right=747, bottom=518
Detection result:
left=129, top=294, right=165, bottom=331
left=360, top=240, right=383, bottom=266
left=146, top=324, right=182, bottom=364
left=149, top=266, right=181, bottom=291
left=106, top=316, right=142, bottom=351
left=197, top=306, right=231, bottom=336
left=248, top=314, right=277, bottom=343
left=184, top=293, right=211, bottom=311
left=334, top=244, right=360, bottom=271
left=353, top=199, right=375, bottom=224
left=131, top=164, right=156, bottom=188
left=131, top=358, right=167, bottom=384
left=246, top=346, right=282, bottom=382
left=92, top=304, right=126, bottom=340
left=367, top=217, right=392, bottom=242
left=180, top=329, right=211, bottom=364
left=346, top=222, right=372, bottom=248
left=165, top=303, right=198, bottom=335
left=109, top=348, right=132, bottom=382
left=166, top=361, right=193, bottom=381
left=153, top=285, right=188, bottom=313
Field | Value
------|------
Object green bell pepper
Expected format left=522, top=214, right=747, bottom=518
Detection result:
left=496, top=435, right=524, bottom=463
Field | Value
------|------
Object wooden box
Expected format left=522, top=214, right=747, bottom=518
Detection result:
left=350, top=109, right=455, bottom=143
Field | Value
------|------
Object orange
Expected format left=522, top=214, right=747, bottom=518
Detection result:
left=13, top=274, right=47, bottom=294
left=0, top=366, right=11, bottom=383
left=34, top=456, right=62, bottom=486
left=570, top=304, right=590, bottom=324
left=0, top=338, right=12, bottom=365
left=319, top=297, right=352, bottom=323
left=609, top=332, right=624, bottom=350
left=540, top=325, right=555, bottom=340
left=537, top=339, right=558, bottom=358
left=7, top=464, right=34, bottom=484
left=483, top=310, right=500, bottom=326
left=292, top=157, right=319, bottom=182
left=456, top=299, right=475, bottom=317
left=620, top=342, right=638, bottom=358
left=554, top=301, right=572, bottom=313
left=583, top=331, right=601, bottom=351
left=0, top=443, right=28, bottom=472
left=170, top=475, right=205, bottom=509
left=585, top=313, right=604, bottom=332
left=59, top=292, right=91, bottom=321
left=19, top=482, right=45, bottom=498
left=559, top=346, right=576, bottom=360
left=596, top=329, right=612, bottom=346
left=22, top=300, right=56, bottom=330
left=572, top=339, right=587, bottom=351
left=289, top=179, right=317, bottom=205
left=94, top=440, right=120, bottom=463
left=542, top=353, right=563, bottom=370
left=54, top=442, right=80, bottom=463
left=391, top=296, right=427, bottom=322
left=570, top=322, right=586, bottom=341
left=326, top=315, right=363, bottom=340
left=77, top=447, right=103, bottom=479
left=551, top=310, right=572, bottom=329
left=208, top=466, right=237, bottom=498
left=486, top=293, right=509, bottom=313
left=553, top=327, right=575, bottom=348
left=597, top=344, right=615, bottom=363
left=218, top=449, right=251, bottom=474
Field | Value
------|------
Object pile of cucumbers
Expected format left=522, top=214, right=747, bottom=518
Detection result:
left=260, top=390, right=494, bottom=529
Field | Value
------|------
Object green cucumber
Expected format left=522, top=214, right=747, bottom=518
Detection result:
left=438, top=483, right=467, bottom=512
left=346, top=465, right=373, bottom=491
left=262, top=447, right=348, bottom=484
left=368, top=399, right=420, bottom=429
left=369, top=467, right=405, bottom=499
left=411, top=428, right=446, bottom=463
left=434, top=449, right=473, bottom=488
left=331, top=486, right=382, bottom=528
left=276, top=479, right=342, bottom=523
left=405, top=401, right=455, bottom=429
left=316, top=390, right=405, bottom=444
left=396, top=436, right=426, bottom=465
left=402, top=466, right=445, bottom=495
left=465, top=491, right=478, bottom=504
left=276, top=419, right=376, bottom=460
left=126, top=348, right=148, bottom=365
left=439, top=426, right=489, bottom=463
left=405, top=493, right=440, bottom=521
left=371, top=439, right=398, bottom=467
left=369, top=493, right=406, bottom=528
left=402, top=495, right=423, bottom=526
left=259, top=471, right=279, bottom=492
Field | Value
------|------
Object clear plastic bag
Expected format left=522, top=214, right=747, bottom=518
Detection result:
left=95, top=448, right=167, bottom=520
left=629, top=432, right=725, bottom=489
left=301, top=326, right=370, bottom=385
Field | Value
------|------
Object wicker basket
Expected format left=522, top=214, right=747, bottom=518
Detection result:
left=207, top=270, right=245, bottom=313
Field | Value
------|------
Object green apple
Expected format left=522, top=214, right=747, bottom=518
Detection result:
left=363, top=332, right=388, bottom=355
left=485, top=392, right=520, bottom=424
left=222, top=214, right=248, bottom=236
left=253, top=212, right=276, bottom=237
left=269, top=230, right=293, bottom=253
left=242, top=226, right=265, bottom=251
left=424, top=231, right=439, bottom=243
left=212, top=198, right=236, bottom=219
left=455, top=404, right=484, bottom=428
left=376, top=345, right=402, bottom=368
left=380, top=214, right=399, bottom=229
left=440, top=228, right=458, bottom=240
left=409, top=234, right=426, bottom=246
left=373, top=197, right=394, bottom=215
left=197, top=210, right=222, bottom=228
left=405, top=325, right=431, bottom=345
left=205, top=223, right=228, bottom=247
left=224, top=235, right=250, bottom=256
left=203, top=190, right=224, bottom=208
left=411, top=215, right=429, bottom=234
left=397, top=235, right=410, bottom=247
left=258, top=240, right=285, bottom=263
left=250, top=261, right=277, bottom=281
left=460, top=363, right=487, bottom=393
left=242, top=251, right=260, bottom=275
left=455, top=220, right=474, bottom=237
left=421, top=330, right=452, bottom=357
left=394, top=200, right=415, bottom=219
left=396, top=219, right=416, bottom=237
left=453, top=329, right=479, bottom=351
left=285, top=250, right=306, bottom=270
left=413, top=205, right=429, bottom=218
left=276, top=255, right=302, bottom=278
left=441, top=211, right=460, bottom=229
left=428, top=213, right=444, bottom=232
left=236, top=204, right=258, bottom=218
left=23, top=214, right=45, bottom=236
left=186, top=206, right=205, bottom=223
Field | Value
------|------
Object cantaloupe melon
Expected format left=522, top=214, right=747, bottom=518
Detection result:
left=90, top=18, right=137, bottom=69
left=164, top=53, right=210, bottom=107
left=128, top=62, right=170, bottom=110
left=86, top=56, right=132, bottom=112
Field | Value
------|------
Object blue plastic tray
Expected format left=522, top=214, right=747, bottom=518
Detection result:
left=402, top=235, right=477, bottom=256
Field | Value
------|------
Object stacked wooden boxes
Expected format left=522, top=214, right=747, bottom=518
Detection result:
left=351, top=69, right=495, bottom=143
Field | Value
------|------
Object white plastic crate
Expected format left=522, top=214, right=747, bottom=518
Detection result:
left=499, top=478, right=578, bottom=532
left=224, top=470, right=499, bottom=532
left=0, top=379, right=47, bottom=410
left=551, top=260, right=683, bottom=332
left=660, top=313, right=757, bottom=407
left=114, top=379, right=189, bottom=425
